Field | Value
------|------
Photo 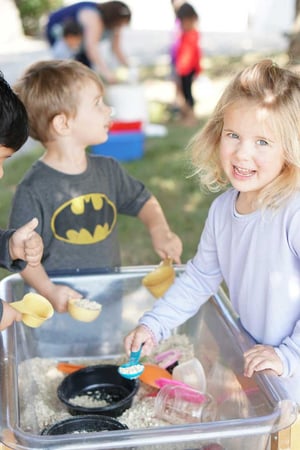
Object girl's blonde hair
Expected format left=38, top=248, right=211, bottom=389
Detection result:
left=190, top=59, right=300, bottom=209
left=13, top=59, right=104, bottom=143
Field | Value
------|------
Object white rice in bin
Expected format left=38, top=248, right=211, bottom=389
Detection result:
left=18, top=334, right=195, bottom=432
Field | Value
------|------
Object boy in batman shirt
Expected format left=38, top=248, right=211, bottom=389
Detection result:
left=10, top=60, right=182, bottom=312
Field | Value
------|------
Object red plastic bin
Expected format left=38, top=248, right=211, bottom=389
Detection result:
left=109, top=121, right=142, bottom=133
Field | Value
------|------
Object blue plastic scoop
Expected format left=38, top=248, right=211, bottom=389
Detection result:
left=118, top=346, right=144, bottom=380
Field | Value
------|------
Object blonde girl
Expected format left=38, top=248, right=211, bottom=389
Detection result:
left=125, top=60, right=300, bottom=402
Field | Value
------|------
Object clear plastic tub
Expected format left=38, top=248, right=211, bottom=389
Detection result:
left=0, top=266, right=298, bottom=450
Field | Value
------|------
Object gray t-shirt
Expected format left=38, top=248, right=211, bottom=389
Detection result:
left=9, top=155, right=151, bottom=273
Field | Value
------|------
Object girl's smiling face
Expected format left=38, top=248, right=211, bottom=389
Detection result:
left=219, top=99, right=285, bottom=212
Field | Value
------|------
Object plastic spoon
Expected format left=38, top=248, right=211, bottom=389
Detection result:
left=10, top=293, right=54, bottom=328
left=118, top=346, right=144, bottom=379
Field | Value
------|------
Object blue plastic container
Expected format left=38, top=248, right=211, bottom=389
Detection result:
left=91, top=131, right=145, bottom=162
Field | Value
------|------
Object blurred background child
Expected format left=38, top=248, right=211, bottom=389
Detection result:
left=174, top=2, right=202, bottom=126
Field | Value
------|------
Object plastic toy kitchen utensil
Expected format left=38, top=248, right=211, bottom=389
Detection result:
left=172, top=357, right=207, bottom=392
left=139, top=363, right=172, bottom=388
left=57, top=364, right=138, bottom=417
left=42, top=414, right=128, bottom=435
left=10, top=293, right=54, bottom=328
left=118, top=346, right=144, bottom=380
left=68, top=298, right=102, bottom=322
left=142, top=258, right=175, bottom=298
left=154, top=349, right=181, bottom=371
left=155, top=377, right=204, bottom=392
left=154, top=384, right=217, bottom=424
left=57, top=362, right=86, bottom=374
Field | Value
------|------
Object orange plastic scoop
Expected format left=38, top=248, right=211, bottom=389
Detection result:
left=57, top=362, right=85, bottom=374
left=139, top=363, right=172, bottom=388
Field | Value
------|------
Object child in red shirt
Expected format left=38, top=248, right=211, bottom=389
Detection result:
left=175, top=3, right=202, bottom=126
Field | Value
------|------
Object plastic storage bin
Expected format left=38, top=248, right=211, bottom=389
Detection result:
left=0, top=267, right=298, bottom=450
left=91, top=121, right=145, bottom=162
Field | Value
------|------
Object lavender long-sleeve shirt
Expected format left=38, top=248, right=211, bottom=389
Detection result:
left=140, top=188, right=300, bottom=400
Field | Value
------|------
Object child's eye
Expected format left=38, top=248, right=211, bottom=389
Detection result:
left=228, top=132, right=239, bottom=139
left=257, top=139, right=268, bottom=146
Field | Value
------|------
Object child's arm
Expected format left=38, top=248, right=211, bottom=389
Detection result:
left=19, top=263, right=82, bottom=313
left=243, top=344, right=284, bottom=377
left=0, top=300, right=22, bottom=331
left=137, top=196, right=183, bottom=264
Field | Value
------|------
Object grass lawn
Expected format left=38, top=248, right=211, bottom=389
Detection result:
left=119, top=122, right=218, bottom=266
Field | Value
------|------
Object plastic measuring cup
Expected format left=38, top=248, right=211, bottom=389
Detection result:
left=172, top=357, right=207, bottom=392
left=154, top=384, right=217, bottom=424
left=142, top=258, right=175, bottom=298
left=10, top=293, right=54, bottom=328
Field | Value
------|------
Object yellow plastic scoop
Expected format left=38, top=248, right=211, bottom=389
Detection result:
left=68, top=298, right=102, bottom=322
left=142, top=258, right=175, bottom=298
left=10, top=293, right=54, bottom=328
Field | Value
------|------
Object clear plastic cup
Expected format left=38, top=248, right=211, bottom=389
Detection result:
left=172, top=357, right=207, bottom=392
left=154, top=384, right=217, bottom=424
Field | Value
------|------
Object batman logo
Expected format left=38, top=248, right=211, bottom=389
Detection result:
left=51, top=193, right=117, bottom=244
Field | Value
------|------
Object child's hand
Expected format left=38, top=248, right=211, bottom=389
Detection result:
left=0, top=301, right=22, bottom=331
left=124, top=325, right=156, bottom=357
left=151, top=228, right=183, bottom=264
left=9, top=218, right=43, bottom=267
left=243, top=344, right=283, bottom=377
left=46, top=284, right=82, bottom=313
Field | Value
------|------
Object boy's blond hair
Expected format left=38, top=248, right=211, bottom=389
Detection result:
left=14, top=60, right=104, bottom=143
left=190, top=59, right=300, bottom=209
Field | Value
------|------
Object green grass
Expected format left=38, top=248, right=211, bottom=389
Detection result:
left=0, top=122, right=217, bottom=279
left=119, top=122, right=218, bottom=265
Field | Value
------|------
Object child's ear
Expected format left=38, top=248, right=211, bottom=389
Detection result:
left=52, top=113, right=71, bottom=135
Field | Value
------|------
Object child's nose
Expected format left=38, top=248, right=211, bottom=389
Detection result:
left=109, top=106, right=116, bottom=118
left=235, top=141, right=252, bottom=158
